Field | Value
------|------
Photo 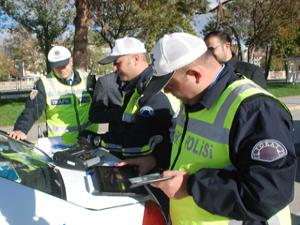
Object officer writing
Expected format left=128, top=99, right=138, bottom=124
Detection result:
left=120, top=32, right=296, bottom=225
left=80, top=37, right=179, bottom=168
left=9, top=46, right=97, bottom=144
left=81, top=37, right=180, bottom=218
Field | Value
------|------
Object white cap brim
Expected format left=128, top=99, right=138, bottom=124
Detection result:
left=98, top=55, right=120, bottom=65
left=50, top=58, right=70, bottom=69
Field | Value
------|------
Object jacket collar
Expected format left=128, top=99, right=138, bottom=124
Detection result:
left=122, top=66, right=152, bottom=93
left=53, top=69, right=82, bottom=85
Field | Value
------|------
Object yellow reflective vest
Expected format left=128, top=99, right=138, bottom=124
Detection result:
left=170, top=79, right=291, bottom=225
left=101, top=88, right=180, bottom=156
left=40, top=70, right=98, bottom=144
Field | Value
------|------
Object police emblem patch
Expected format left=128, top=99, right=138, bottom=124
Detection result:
left=139, top=106, right=155, bottom=117
left=29, top=89, right=38, bottom=100
left=251, top=139, right=287, bottom=162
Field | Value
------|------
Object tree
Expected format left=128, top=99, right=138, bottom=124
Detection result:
left=89, top=0, right=207, bottom=50
left=0, top=48, right=17, bottom=81
left=203, top=0, right=300, bottom=79
left=4, top=26, right=45, bottom=75
left=0, top=0, right=74, bottom=73
left=73, top=0, right=91, bottom=71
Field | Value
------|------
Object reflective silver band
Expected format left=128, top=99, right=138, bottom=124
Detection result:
left=177, top=82, right=258, bottom=144
left=104, top=135, right=163, bottom=155
left=122, top=113, right=135, bottom=122
left=48, top=121, right=91, bottom=133
left=43, top=76, right=88, bottom=97
left=228, top=220, right=242, bottom=225
left=267, top=214, right=281, bottom=225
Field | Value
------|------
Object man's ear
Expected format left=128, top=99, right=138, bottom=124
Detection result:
left=132, top=54, right=140, bottom=65
left=186, top=68, right=201, bottom=84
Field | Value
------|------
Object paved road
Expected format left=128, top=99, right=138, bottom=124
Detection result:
left=1, top=95, right=300, bottom=224
left=280, top=96, right=300, bottom=225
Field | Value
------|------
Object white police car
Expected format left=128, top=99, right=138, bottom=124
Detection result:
left=0, top=130, right=166, bottom=225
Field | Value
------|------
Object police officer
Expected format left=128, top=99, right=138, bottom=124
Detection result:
left=9, top=46, right=97, bottom=144
left=120, top=33, right=296, bottom=225
left=83, top=37, right=179, bottom=167
left=82, top=37, right=180, bottom=219
left=204, top=31, right=267, bottom=89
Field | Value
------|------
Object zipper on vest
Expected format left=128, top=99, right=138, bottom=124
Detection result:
left=170, top=107, right=189, bottom=170
left=71, top=85, right=81, bottom=132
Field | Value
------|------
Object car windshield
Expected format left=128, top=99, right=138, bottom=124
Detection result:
left=0, top=130, right=65, bottom=199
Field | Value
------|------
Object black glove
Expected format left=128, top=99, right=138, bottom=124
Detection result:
left=77, top=130, right=101, bottom=147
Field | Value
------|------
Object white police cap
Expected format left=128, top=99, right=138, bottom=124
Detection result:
left=48, top=46, right=71, bottom=69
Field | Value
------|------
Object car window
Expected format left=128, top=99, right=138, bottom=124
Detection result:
left=0, top=131, right=66, bottom=199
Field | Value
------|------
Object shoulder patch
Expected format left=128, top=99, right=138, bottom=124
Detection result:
left=29, top=89, right=38, bottom=100
left=139, top=105, right=155, bottom=117
left=251, top=139, right=287, bottom=163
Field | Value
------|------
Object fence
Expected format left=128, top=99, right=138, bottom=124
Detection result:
left=268, top=71, right=300, bottom=83
left=0, top=80, right=35, bottom=91
left=0, top=80, right=34, bottom=100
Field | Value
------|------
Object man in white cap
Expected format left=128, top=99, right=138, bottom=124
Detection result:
left=80, top=37, right=179, bottom=217
left=9, top=46, right=97, bottom=144
left=119, top=32, right=296, bottom=225
left=82, top=37, right=179, bottom=165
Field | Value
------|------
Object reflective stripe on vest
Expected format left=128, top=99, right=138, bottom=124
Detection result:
left=41, top=70, right=98, bottom=144
left=47, top=121, right=92, bottom=133
left=122, top=89, right=141, bottom=122
left=102, top=87, right=179, bottom=156
left=170, top=79, right=291, bottom=225
left=101, top=135, right=163, bottom=156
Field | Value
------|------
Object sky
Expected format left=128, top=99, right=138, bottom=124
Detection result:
left=0, top=1, right=220, bottom=43
left=0, top=10, right=16, bottom=44
left=193, top=0, right=219, bottom=37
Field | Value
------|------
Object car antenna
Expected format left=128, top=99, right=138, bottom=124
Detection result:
left=30, top=83, right=44, bottom=139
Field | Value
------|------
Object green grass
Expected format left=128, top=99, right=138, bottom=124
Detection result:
left=267, top=82, right=300, bottom=97
left=0, top=99, right=45, bottom=127
left=0, top=82, right=299, bottom=126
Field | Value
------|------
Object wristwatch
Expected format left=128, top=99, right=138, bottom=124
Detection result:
left=93, top=135, right=101, bottom=147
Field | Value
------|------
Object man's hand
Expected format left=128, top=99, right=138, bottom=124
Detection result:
left=77, top=130, right=100, bottom=146
left=115, top=155, right=157, bottom=175
left=8, top=130, right=27, bottom=140
left=151, top=170, right=189, bottom=200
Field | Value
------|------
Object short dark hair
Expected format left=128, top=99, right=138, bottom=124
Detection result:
left=204, top=31, right=232, bottom=45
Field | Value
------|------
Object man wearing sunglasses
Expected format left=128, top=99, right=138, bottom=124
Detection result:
left=205, top=31, right=267, bottom=89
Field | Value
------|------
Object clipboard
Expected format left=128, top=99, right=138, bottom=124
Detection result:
left=129, top=173, right=172, bottom=189
left=91, top=165, right=147, bottom=196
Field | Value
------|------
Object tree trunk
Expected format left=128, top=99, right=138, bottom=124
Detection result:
left=73, top=0, right=91, bottom=71
left=229, top=26, right=243, bottom=61
left=41, top=25, right=52, bottom=74
left=264, top=44, right=273, bottom=80
left=284, top=60, right=289, bottom=83
left=247, top=45, right=252, bottom=63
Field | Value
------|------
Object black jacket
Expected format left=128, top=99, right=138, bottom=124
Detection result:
left=100, top=67, right=176, bottom=168
left=89, top=72, right=123, bottom=135
left=180, top=65, right=296, bottom=223
left=227, top=56, right=267, bottom=89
